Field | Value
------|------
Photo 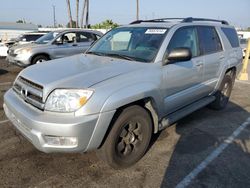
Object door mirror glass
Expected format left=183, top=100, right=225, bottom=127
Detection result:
left=165, top=47, right=192, bottom=64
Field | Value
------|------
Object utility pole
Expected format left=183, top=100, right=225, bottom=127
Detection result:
left=136, top=0, right=139, bottom=20
left=52, top=5, right=56, bottom=28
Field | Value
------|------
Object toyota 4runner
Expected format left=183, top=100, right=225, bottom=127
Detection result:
left=3, top=17, right=242, bottom=169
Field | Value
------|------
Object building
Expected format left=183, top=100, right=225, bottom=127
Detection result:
left=237, top=31, right=250, bottom=39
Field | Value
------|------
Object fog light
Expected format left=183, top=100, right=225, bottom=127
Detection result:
left=44, top=136, right=78, bottom=147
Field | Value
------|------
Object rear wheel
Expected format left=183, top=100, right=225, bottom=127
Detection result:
left=209, top=74, right=233, bottom=110
left=32, top=55, right=49, bottom=64
left=97, top=105, right=152, bottom=169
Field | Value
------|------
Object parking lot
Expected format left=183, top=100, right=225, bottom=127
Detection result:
left=0, top=58, right=250, bottom=188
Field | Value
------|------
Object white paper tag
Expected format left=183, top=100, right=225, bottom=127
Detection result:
left=145, top=29, right=167, bottom=34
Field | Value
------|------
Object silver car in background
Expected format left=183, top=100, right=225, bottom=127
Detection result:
left=6, top=29, right=103, bottom=66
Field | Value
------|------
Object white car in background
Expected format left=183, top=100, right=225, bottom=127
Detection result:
left=0, top=42, right=8, bottom=57
left=240, top=38, right=248, bottom=58
left=0, top=32, right=47, bottom=57
left=14, top=32, right=47, bottom=46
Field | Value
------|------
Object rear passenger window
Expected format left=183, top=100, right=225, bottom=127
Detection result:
left=167, top=27, right=199, bottom=57
left=77, top=32, right=95, bottom=43
left=198, top=26, right=222, bottom=55
left=221, top=27, right=239, bottom=48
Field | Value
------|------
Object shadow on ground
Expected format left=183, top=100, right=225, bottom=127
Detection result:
left=160, top=101, right=250, bottom=188
left=0, top=69, right=8, bottom=76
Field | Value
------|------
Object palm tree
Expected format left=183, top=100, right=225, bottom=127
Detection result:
left=76, top=0, right=79, bottom=28
left=85, top=0, right=89, bottom=28
left=66, top=0, right=73, bottom=28
left=80, top=0, right=89, bottom=28
left=80, top=0, right=86, bottom=28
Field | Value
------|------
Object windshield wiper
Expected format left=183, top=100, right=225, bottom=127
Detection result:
left=104, top=53, right=135, bottom=61
left=86, top=51, right=106, bottom=56
left=86, top=51, right=137, bottom=61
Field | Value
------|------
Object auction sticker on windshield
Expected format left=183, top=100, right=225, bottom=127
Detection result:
left=145, top=29, right=167, bottom=34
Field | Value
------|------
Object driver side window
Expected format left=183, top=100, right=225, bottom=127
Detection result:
left=59, top=32, right=76, bottom=44
left=167, top=27, right=199, bottom=57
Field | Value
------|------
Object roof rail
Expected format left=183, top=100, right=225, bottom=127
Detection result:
left=130, top=18, right=184, bottom=24
left=130, top=17, right=229, bottom=25
left=182, top=17, right=229, bottom=25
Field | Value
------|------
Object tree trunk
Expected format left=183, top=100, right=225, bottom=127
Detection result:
left=76, top=0, right=79, bottom=28
left=66, top=0, right=73, bottom=28
left=80, top=0, right=86, bottom=28
left=86, top=0, right=89, bottom=28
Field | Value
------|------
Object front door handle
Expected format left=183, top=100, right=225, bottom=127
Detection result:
left=195, top=62, right=203, bottom=67
left=72, top=44, right=78, bottom=47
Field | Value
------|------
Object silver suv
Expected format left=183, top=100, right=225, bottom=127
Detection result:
left=6, top=29, right=103, bottom=66
left=3, top=18, right=242, bottom=168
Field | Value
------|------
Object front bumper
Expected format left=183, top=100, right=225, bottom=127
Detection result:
left=3, top=89, right=114, bottom=153
left=6, top=53, right=31, bottom=67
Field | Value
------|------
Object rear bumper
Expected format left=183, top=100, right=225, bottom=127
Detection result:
left=3, top=89, right=115, bottom=153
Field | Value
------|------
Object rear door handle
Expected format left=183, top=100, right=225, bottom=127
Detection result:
left=72, top=44, right=78, bottom=47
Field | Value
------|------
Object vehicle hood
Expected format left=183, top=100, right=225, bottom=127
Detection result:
left=10, top=42, right=50, bottom=52
left=19, top=54, right=146, bottom=99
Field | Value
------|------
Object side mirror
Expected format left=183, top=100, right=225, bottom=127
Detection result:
left=164, top=47, right=192, bottom=65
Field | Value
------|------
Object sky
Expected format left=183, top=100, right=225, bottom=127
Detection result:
left=0, top=0, right=249, bottom=28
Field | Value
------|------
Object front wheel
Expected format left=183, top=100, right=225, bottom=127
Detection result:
left=209, top=74, right=233, bottom=110
left=97, top=105, right=152, bottom=169
left=32, top=55, right=49, bottom=65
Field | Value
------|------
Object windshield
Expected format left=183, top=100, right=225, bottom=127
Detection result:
left=87, top=27, right=167, bottom=63
left=35, top=31, right=59, bottom=44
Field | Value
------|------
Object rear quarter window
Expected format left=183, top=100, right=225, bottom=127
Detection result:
left=221, top=27, right=239, bottom=48
left=197, top=26, right=222, bottom=55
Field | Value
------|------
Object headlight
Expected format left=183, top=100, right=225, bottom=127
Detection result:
left=45, top=89, right=93, bottom=112
left=16, top=48, right=31, bottom=54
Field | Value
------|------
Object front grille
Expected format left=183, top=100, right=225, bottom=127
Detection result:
left=13, top=76, right=44, bottom=110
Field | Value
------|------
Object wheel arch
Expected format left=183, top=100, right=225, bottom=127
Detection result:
left=86, top=83, right=162, bottom=151
left=30, top=53, right=51, bottom=64
left=97, top=97, right=159, bottom=150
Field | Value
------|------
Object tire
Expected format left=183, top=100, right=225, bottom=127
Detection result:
left=32, top=55, right=49, bottom=65
left=209, top=74, right=233, bottom=110
left=97, top=105, right=152, bottom=169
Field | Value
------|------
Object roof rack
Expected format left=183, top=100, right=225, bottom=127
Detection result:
left=130, top=18, right=184, bottom=24
left=130, top=17, right=229, bottom=25
left=182, top=17, right=229, bottom=25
